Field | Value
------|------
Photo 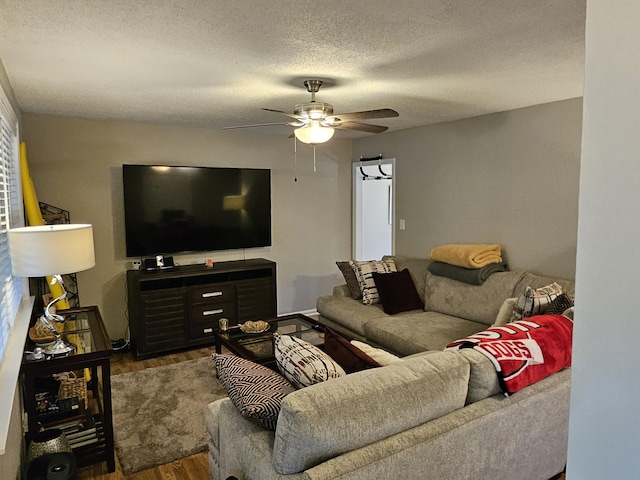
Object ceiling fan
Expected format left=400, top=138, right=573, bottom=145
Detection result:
left=224, top=79, right=399, bottom=144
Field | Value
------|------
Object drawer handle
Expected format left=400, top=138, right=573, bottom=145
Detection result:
left=203, top=327, right=213, bottom=334
left=202, top=291, right=223, bottom=298
left=203, top=309, right=224, bottom=316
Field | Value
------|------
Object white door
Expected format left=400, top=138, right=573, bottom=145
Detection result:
left=353, top=159, right=395, bottom=260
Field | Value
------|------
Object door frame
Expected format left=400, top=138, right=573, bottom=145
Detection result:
left=352, top=158, right=396, bottom=259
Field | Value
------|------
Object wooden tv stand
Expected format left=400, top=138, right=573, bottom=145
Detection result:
left=126, top=258, right=276, bottom=359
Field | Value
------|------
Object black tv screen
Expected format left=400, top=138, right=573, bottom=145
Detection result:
left=123, top=164, right=271, bottom=257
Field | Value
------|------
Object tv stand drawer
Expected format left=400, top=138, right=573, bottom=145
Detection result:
left=189, top=284, right=235, bottom=305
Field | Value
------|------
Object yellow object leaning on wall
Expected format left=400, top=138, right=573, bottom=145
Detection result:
left=19, top=142, right=70, bottom=310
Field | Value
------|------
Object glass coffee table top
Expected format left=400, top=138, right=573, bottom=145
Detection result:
left=217, top=314, right=324, bottom=363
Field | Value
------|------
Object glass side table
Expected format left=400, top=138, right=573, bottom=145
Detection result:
left=21, top=305, right=115, bottom=472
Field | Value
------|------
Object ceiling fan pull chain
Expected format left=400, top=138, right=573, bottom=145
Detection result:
left=313, top=145, right=317, bottom=172
left=294, top=136, right=298, bottom=182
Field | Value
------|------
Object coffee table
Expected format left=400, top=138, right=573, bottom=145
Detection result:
left=213, top=313, right=325, bottom=369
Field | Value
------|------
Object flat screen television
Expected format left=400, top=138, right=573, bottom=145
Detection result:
left=122, top=164, right=271, bottom=257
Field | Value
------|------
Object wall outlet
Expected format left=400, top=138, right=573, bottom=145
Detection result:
left=399, top=219, right=406, bottom=230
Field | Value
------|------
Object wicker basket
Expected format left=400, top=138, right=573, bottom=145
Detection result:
left=55, top=371, right=87, bottom=408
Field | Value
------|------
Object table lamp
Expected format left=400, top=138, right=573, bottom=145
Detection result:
left=8, top=224, right=95, bottom=357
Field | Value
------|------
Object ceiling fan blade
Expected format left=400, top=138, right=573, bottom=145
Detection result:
left=222, top=122, right=295, bottom=130
left=327, top=108, right=399, bottom=123
left=335, top=122, right=389, bottom=134
left=262, top=108, right=304, bottom=121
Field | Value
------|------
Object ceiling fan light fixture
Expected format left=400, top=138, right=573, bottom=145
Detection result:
left=294, top=122, right=335, bottom=144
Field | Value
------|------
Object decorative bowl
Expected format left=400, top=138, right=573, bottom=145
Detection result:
left=239, top=320, right=270, bottom=334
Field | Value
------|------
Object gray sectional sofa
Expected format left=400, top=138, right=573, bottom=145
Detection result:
left=316, top=255, right=574, bottom=355
left=205, top=255, right=574, bottom=480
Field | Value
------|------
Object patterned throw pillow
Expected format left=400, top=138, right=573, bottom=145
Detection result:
left=336, top=261, right=363, bottom=299
left=212, top=354, right=296, bottom=430
left=546, top=293, right=575, bottom=314
left=349, top=259, right=397, bottom=305
left=511, top=282, right=563, bottom=322
left=273, top=333, right=345, bottom=389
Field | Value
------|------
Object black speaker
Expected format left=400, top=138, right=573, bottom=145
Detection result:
left=26, top=452, right=76, bottom=480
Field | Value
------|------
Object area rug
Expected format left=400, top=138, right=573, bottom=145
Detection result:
left=111, top=356, right=227, bottom=474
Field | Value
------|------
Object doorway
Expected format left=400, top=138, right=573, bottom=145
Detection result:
left=353, top=158, right=395, bottom=260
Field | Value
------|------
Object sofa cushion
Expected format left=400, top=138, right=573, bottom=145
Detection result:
left=272, top=351, right=470, bottom=475
left=364, top=311, right=487, bottom=356
left=511, top=282, right=563, bottom=322
left=211, top=354, right=296, bottom=430
left=493, top=297, right=517, bottom=327
left=373, top=268, right=424, bottom=314
left=274, top=333, right=346, bottom=388
left=457, top=349, right=502, bottom=404
left=424, top=270, right=523, bottom=325
left=323, top=327, right=380, bottom=373
left=335, top=261, right=362, bottom=299
left=316, top=294, right=388, bottom=336
left=349, top=259, right=397, bottom=305
left=350, top=340, right=401, bottom=366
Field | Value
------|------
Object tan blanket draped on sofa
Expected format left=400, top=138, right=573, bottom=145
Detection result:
left=429, top=243, right=502, bottom=269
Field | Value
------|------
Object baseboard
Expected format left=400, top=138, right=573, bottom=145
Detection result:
left=285, top=308, right=318, bottom=318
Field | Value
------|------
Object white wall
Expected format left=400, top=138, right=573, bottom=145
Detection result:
left=353, top=98, right=582, bottom=280
left=567, top=2, right=640, bottom=478
left=21, top=115, right=353, bottom=339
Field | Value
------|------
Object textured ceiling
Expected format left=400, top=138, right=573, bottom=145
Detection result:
left=0, top=0, right=586, bottom=138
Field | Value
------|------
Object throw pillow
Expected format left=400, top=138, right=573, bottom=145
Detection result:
left=493, top=297, right=517, bottom=327
left=562, top=306, right=575, bottom=320
left=349, top=259, right=397, bottom=305
left=372, top=268, right=424, bottom=314
left=511, top=282, right=563, bottom=322
left=273, top=333, right=346, bottom=389
left=323, top=327, right=380, bottom=374
left=546, top=293, right=575, bottom=314
left=350, top=340, right=401, bottom=366
left=336, top=261, right=362, bottom=299
left=212, top=354, right=296, bottom=430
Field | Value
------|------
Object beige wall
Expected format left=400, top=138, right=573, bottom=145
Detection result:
left=21, top=115, right=353, bottom=339
left=354, top=98, right=582, bottom=279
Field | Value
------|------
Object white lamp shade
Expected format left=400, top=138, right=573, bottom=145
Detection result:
left=8, top=224, right=96, bottom=277
left=294, top=122, right=335, bottom=144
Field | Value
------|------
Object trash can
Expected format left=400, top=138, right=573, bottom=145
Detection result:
left=25, top=452, right=76, bottom=480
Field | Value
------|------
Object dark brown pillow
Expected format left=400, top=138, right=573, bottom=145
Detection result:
left=336, top=261, right=362, bottom=299
left=372, top=268, right=424, bottom=315
left=323, top=327, right=380, bottom=374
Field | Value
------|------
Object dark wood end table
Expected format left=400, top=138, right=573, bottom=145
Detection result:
left=21, top=305, right=115, bottom=472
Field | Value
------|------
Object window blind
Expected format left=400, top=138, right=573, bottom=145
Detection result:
left=0, top=101, right=23, bottom=362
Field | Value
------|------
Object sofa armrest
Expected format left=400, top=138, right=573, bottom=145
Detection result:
left=332, top=284, right=351, bottom=297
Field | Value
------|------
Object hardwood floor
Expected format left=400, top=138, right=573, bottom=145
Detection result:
left=78, top=345, right=568, bottom=480
left=76, top=346, right=216, bottom=480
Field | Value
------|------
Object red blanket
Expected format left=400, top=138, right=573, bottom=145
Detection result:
left=446, top=314, right=573, bottom=394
